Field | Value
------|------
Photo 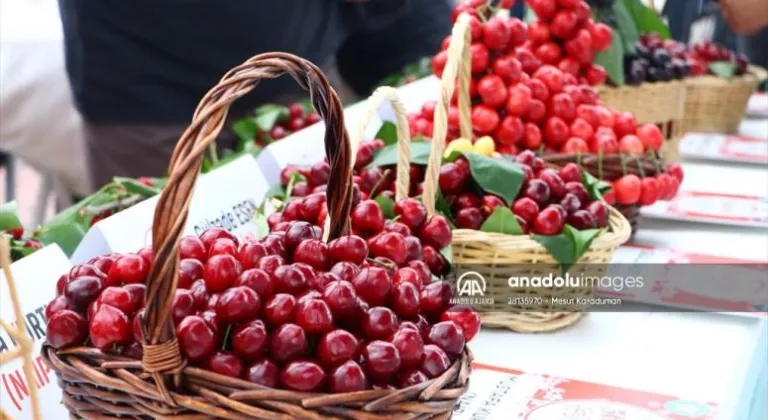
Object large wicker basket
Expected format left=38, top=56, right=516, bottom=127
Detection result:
left=433, top=15, right=632, bottom=333
left=683, top=65, right=768, bottom=134
left=42, top=52, right=471, bottom=419
left=597, top=80, right=685, bottom=163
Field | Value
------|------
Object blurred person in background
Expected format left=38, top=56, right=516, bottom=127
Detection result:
left=718, top=0, right=768, bottom=69
left=58, top=0, right=451, bottom=190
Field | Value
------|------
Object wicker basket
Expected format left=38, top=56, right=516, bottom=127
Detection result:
left=597, top=80, right=685, bottom=163
left=430, top=16, right=632, bottom=333
left=683, top=65, right=768, bottom=134
left=42, top=52, right=471, bottom=420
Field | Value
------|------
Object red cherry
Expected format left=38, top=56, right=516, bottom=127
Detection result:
left=471, top=105, right=500, bottom=134
left=353, top=268, right=392, bottom=307
left=207, top=238, right=237, bottom=258
left=64, top=276, right=104, bottom=311
left=179, top=236, right=207, bottom=261
left=270, top=324, right=308, bottom=363
left=534, top=65, right=565, bottom=95
left=483, top=16, right=511, bottom=51
left=562, top=137, right=589, bottom=153
left=614, top=175, right=642, bottom=205
left=584, top=64, right=608, bottom=86
left=232, top=319, right=268, bottom=361
left=524, top=179, right=551, bottom=207
left=667, top=163, right=684, bottom=184
left=406, top=260, right=432, bottom=287
left=330, top=261, right=361, bottom=282
left=200, top=227, right=238, bottom=250
left=492, top=55, right=524, bottom=83
left=398, top=369, right=429, bottom=388
left=319, top=281, right=356, bottom=319
left=283, top=221, right=319, bottom=251
left=565, top=182, right=589, bottom=203
left=384, top=221, right=412, bottom=237
left=272, top=265, right=307, bottom=295
left=328, top=235, right=368, bottom=265
left=506, top=17, right=528, bottom=46
left=178, top=258, right=204, bottom=289
left=97, top=286, right=137, bottom=317
left=637, top=123, right=664, bottom=150
left=203, top=254, right=242, bottom=293
left=368, top=232, right=408, bottom=266
left=420, top=281, right=453, bottom=319
left=70, top=264, right=106, bottom=281
left=295, top=299, right=334, bottom=335
left=293, top=239, right=330, bottom=271
left=516, top=48, right=543, bottom=74
left=362, top=307, right=399, bottom=340
left=589, top=22, right=613, bottom=51
left=362, top=340, right=401, bottom=379
left=527, top=21, right=550, bottom=44
left=544, top=117, right=570, bottom=148
left=280, top=360, right=326, bottom=392
left=638, top=177, right=660, bottom=206
left=391, top=281, right=421, bottom=318
left=536, top=42, right=562, bottom=65
left=235, top=268, right=273, bottom=300
left=404, top=236, right=423, bottom=262
left=619, top=135, right=645, bottom=155
left=418, top=216, right=452, bottom=250
left=263, top=293, right=297, bottom=326
left=439, top=162, right=470, bottom=194
left=236, top=241, right=269, bottom=270
left=523, top=123, right=543, bottom=149
left=318, top=329, right=359, bottom=368
left=428, top=321, right=466, bottom=356
left=329, top=360, right=370, bottom=393
left=245, top=358, right=279, bottom=387
left=351, top=200, right=385, bottom=234
left=89, top=305, right=131, bottom=350
left=107, top=254, right=148, bottom=286
left=539, top=169, right=567, bottom=200
left=390, top=328, right=425, bottom=368
left=421, top=345, right=451, bottom=378
left=45, top=295, right=73, bottom=319
left=46, top=310, right=87, bottom=349
left=559, top=163, right=583, bottom=184
left=455, top=207, right=485, bottom=230
left=567, top=210, right=598, bottom=230
left=477, top=74, right=508, bottom=108
left=422, top=246, right=449, bottom=277
left=205, top=351, right=244, bottom=378
left=216, top=286, right=260, bottom=324
left=533, top=207, right=565, bottom=235
left=613, top=112, right=637, bottom=138
left=526, top=99, right=547, bottom=123
left=560, top=193, right=582, bottom=213
left=441, top=305, right=481, bottom=342
left=505, top=85, right=532, bottom=117
left=512, top=198, right=540, bottom=223
left=550, top=9, right=578, bottom=39
left=470, top=43, right=490, bottom=73
left=261, top=234, right=286, bottom=257
left=550, top=93, right=577, bottom=122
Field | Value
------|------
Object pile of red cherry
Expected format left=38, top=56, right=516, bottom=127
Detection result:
left=443, top=150, right=609, bottom=234
left=46, top=195, right=477, bottom=393
left=605, top=161, right=683, bottom=208
left=415, top=0, right=667, bottom=157
left=259, top=103, right=321, bottom=143
left=688, top=40, right=750, bottom=77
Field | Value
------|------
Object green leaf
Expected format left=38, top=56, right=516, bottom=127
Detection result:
left=285, top=172, right=306, bottom=198
left=480, top=207, right=524, bottom=235
left=439, top=246, right=454, bottom=266
left=622, top=0, right=670, bottom=39
left=375, top=195, right=395, bottom=219
left=612, top=0, right=640, bottom=53
left=0, top=201, right=22, bottom=231
left=533, top=233, right=575, bottom=272
left=255, top=105, right=290, bottom=132
left=11, top=245, right=37, bottom=260
left=233, top=118, right=260, bottom=151
left=450, top=152, right=524, bottom=205
left=435, top=191, right=456, bottom=226
left=709, top=61, right=737, bottom=79
left=583, top=172, right=612, bottom=201
left=36, top=221, right=87, bottom=257
left=201, top=156, right=214, bottom=173
left=374, top=121, right=399, bottom=146
left=265, top=183, right=287, bottom=201
left=564, top=225, right=602, bottom=263
left=253, top=212, right=269, bottom=239
left=595, top=31, right=626, bottom=86
left=368, top=141, right=433, bottom=168
left=524, top=7, right=537, bottom=23
left=114, top=177, right=161, bottom=197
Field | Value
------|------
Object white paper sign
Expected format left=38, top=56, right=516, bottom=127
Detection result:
left=0, top=245, right=71, bottom=419
left=679, top=133, right=768, bottom=165
left=640, top=190, right=768, bottom=228
left=747, top=93, right=768, bottom=118
left=71, top=156, right=270, bottom=263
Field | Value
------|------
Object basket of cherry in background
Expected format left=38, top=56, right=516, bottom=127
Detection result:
left=43, top=53, right=476, bottom=420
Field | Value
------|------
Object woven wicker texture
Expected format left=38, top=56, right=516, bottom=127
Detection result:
left=42, top=52, right=471, bottom=420
left=444, top=17, right=632, bottom=333
left=683, top=65, right=768, bottom=134
left=597, top=80, right=685, bottom=163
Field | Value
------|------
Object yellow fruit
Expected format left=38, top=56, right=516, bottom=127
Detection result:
left=444, top=138, right=474, bottom=157
left=473, top=136, right=496, bottom=156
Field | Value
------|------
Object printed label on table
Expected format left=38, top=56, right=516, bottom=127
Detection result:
left=71, top=156, right=269, bottom=263
left=455, top=364, right=718, bottom=419
left=679, top=133, right=768, bottom=164
left=599, top=244, right=768, bottom=314
left=640, top=191, right=768, bottom=228
left=0, top=245, right=71, bottom=419
left=747, top=93, right=768, bottom=118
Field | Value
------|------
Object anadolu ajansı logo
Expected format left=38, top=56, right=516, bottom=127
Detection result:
left=452, top=271, right=495, bottom=306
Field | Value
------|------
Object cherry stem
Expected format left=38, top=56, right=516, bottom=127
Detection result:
left=597, top=149, right=604, bottom=180
left=649, top=150, right=662, bottom=174
left=576, top=151, right=583, bottom=168
left=84, top=194, right=143, bottom=216
left=366, top=257, right=396, bottom=271
left=369, top=169, right=393, bottom=199
left=634, top=156, right=646, bottom=178
left=619, top=154, right=627, bottom=177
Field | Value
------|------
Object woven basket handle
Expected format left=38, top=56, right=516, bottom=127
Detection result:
left=141, top=52, right=351, bottom=402
left=351, top=86, right=416, bottom=201
left=422, top=13, right=473, bottom=216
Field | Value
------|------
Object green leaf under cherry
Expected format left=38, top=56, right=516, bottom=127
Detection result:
left=480, top=207, right=523, bottom=235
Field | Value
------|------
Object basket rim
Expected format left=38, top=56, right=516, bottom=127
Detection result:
left=684, top=67, right=766, bottom=87
left=596, top=79, right=685, bottom=93
left=452, top=206, right=631, bottom=251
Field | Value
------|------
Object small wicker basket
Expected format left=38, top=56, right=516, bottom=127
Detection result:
left=42, top=52, right=471, bottom=420
left=683, top=65, right=768, bottom=134
left=597, top=80, right=686, bottom=163
left=431, top=16, right=632, bottom=333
